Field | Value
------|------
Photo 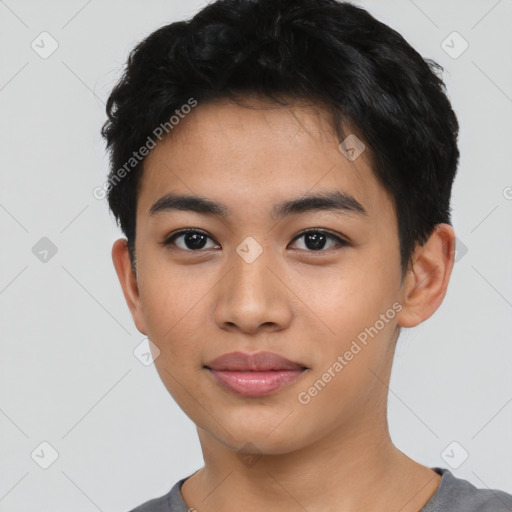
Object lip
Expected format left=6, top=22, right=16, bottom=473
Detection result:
left=204, top=351, right=309, bottom=397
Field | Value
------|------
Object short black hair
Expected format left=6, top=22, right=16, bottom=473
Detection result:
left=101, top=0, right=459, bottom=275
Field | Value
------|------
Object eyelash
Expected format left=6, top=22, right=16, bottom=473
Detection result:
left=160, top=228, right=349, bottom=253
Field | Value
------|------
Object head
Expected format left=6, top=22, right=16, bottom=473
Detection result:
left=103, top=0, right=458, bottom=457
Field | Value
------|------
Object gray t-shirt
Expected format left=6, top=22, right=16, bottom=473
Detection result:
left=129, top=467, right=512, bottom=511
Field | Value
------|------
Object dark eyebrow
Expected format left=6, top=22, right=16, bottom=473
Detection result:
left=149, top=191, right=367, bottom=219
left=271, top=191, right=367, bottom=219
left=149, top=194, right=228, bottom=217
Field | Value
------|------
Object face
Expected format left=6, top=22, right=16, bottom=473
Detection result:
left=117, top=97, right=410, bottom=455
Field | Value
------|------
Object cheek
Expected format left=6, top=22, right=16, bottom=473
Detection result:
left=141, top=271, right=210, bottom=412
left=137, top=245, right=198, bottom=314
left=300, top=265, right=400, bottom=399
left=296, top=316, right=398, bottom=426
left=304, top=264, right=395, bottom=336
left=137, top=264, right=209, bottom=360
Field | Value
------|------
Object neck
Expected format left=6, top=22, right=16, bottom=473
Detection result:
left=181, top=420, right=441, bottom=512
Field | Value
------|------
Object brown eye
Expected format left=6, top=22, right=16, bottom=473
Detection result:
left=162, top=230, right=219, bottom=251
left=290, top=230, right=348, bottom=251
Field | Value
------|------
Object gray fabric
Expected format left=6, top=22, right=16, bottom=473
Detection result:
left=419, top=467, right=512, bottom=512
left=128, top=467, right=512, bottom=512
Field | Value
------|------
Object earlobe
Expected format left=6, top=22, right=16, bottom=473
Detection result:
left=111, top=238, right=148, bottom=335
left=397, top=224, right=456, bottom=328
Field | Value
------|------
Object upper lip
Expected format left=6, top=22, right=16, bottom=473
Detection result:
left=204, top=351, right=308, bottom=371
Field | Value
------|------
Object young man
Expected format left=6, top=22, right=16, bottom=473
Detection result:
left=102, top=0, right=512, bottom=510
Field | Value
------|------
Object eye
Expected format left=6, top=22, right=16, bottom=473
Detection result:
left=289, top=229, right=348, bottom=252
left=161, top=228, right=348, bottom=253
left=161, top=229, right=219, bottom=251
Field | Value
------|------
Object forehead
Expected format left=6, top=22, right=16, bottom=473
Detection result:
left=137, top=97, right=395, bottom=224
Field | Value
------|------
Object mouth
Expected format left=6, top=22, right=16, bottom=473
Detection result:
left=204, top=351, right=309, bottom=397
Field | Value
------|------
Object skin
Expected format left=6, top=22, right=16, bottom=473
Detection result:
left=112, top=96, right=456, bottom=512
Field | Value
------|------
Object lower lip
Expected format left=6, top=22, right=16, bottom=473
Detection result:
left=208, top=369, right=306, bottom=397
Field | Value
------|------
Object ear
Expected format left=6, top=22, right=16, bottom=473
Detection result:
left=111, top=238, right=148, bottom=335
left=396, top=224, right=456, bottom=328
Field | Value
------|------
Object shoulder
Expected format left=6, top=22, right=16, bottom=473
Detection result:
left=426, top=467, right=512, bottom=512
left=127, top=478, right=188, bottom=512
left=128, top=494, right=168, bottom=512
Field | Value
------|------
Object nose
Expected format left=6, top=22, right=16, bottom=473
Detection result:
left=213, top=241, right=293, bottom=335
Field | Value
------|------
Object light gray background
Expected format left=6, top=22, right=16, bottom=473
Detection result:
left=1, top=0, right=511, bottom=510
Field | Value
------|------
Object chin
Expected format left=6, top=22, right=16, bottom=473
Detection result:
left=205, top=414, right=313, bottom=455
